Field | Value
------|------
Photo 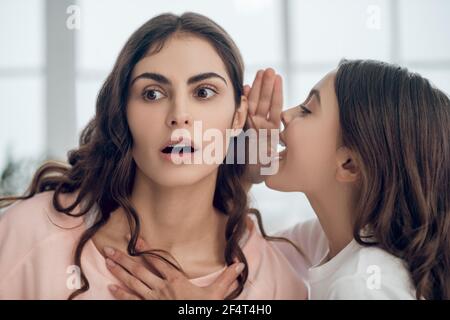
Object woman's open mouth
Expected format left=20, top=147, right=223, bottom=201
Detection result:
left=161, top=144, right=197, bottom=154
left=160, top=138, right=200, bottom=162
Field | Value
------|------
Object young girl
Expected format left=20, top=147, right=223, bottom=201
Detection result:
left=244, top=60, right=449, bottom=299
left=0, top=13, right=307, bottom=300
left=118, top=59, right=449, bottom=300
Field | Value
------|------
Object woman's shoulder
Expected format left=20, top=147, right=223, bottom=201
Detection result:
left=274, top=218, right=326, bottom=251
left=241, top=215, right=308, bottom=299
left=271, top=218, right=328, bottom=270
left=0, top=190, right=86, bottom=232
left=244, top=215, right=324, bottom=262
left=0, top=191, right=86, bottom=280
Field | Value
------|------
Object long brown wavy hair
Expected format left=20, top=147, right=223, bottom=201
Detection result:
left=335, top=59, right=450, bottom=299
left=0, top=12, right=303, bottom=300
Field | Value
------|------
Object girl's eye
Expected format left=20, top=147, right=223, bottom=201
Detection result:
left=299, top=104, right=312, bottom=116
left=142, top=89, right=165, bottom=101
left=194, top=87, right=217, bottom=99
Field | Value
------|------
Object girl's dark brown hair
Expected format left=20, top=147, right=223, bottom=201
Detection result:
left=335, top=59, right=450, bottom=299
left=0, top=12, right=303, bottom=299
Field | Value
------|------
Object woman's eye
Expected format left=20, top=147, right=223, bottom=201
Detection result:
left=194, top=87, right=217, bottom=99
left=299, top=105, right=312, bottom=116
left=142, top=89, right=165, bottom=101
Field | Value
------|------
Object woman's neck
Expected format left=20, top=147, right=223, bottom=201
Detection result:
left=306, top=183, right=356, bottom=261
left=94, top=167, right=228, bottom=276
left=129, top=167, right=227, bottom=253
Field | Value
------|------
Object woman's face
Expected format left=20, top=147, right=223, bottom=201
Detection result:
left=127, top=34, right=246, bottom=187
left=266, top=70, right=342, bottom=193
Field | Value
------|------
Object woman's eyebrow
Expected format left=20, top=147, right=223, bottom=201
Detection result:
left=130, top=72, right=170, bottom=86
left=187, top=72, right=228, bottom=86
left=130, top=72, right=228, bottom=87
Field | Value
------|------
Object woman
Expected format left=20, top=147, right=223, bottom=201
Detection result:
left=0, top=13, right=307, bottom=300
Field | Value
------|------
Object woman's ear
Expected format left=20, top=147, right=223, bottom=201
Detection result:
left=335, top=146, right=359, bottom=183
left=230, top=95, right=248, bottom=137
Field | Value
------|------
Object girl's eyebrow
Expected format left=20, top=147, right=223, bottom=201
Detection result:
left=306, top=89, right=321, bottom=105
left=130, top=72, right=228, bottom=87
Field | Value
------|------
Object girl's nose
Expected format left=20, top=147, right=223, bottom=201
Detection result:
left=281, top=106, right=297, bottom=128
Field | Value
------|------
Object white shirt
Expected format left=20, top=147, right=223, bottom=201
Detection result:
left=274, top=218, right=417, bottom=299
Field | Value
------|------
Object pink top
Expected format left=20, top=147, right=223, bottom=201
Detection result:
left=0, top=191, right=307, bottom=300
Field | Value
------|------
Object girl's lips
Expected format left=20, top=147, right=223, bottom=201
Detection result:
left=271, top=147, right=287, bottom=162
left=279, top=133, right=287, bottom=147
left=277, top=148, right=287, bottom=159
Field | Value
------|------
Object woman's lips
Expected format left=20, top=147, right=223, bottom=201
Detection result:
left=160, top=148, right=200, bottom=163
left=160, top=136, right=200, bottom=153
left=159, top=135, right=202, bottom=163
left=161, top=145, right=196, bottom=154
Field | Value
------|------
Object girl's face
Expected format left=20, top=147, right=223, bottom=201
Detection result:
left=126, top=34, right=247, bottom=187
left=266, top=70, right=343, bottom=193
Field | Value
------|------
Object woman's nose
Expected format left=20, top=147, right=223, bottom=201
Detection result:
left=166, top=105, right=192, bottom=128
left=167, top=114, right=191, bottom=127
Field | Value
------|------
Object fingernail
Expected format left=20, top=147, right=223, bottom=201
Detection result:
left=136, top=238, right=144, bottom=250
left=106, top=258, right=116, bottom=268
left=108, top=284, right=117, bottom=292
left=235, top=263, right=245, bottom=274
left=104, top=246, right=115, bottom=256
